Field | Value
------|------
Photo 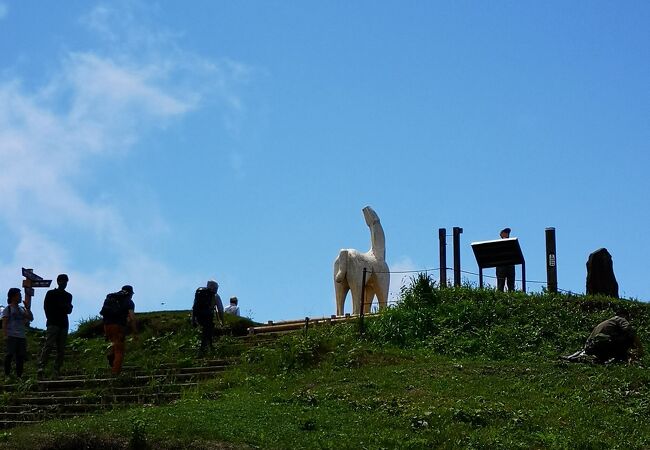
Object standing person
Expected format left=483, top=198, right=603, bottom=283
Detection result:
left=225, top=297, right=240, bottom=317
left=496, top=227, right=516, bottom=292
left=100, top=285, right=137, bottom=375
left=3, top=288, right=34, bottom=379
left=38, top=274, right=73, bottom=379
left=192, top=280, right=224, bottom=357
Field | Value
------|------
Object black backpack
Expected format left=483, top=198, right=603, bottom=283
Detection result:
left=100, top=291, right=128, bottom=321
left=193, top=288, right=214, bottom=320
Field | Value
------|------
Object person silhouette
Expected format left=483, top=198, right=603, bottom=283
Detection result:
left=496, top=228, right=515, bottom=292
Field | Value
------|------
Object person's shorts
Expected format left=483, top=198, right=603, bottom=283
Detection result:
left=5, top=336, right=27, bottom=357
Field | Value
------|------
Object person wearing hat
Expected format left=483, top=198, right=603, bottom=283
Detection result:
left=225, top=297, right=240, bottom=317
left=192, top=280, right=224, bottom=357
left=37, top=274, right=73, bottom=379
left=496, top=228, right=516, bottom=292
left=3, top=288, right=34, bottom=379
left=100, top=285, right=137, bottom=375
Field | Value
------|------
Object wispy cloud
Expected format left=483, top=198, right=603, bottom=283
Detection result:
left=0, top=3, right=7, bottom=20
left=0, top=3, right=252, bottom=328
left=388, top=257, right=420, bottom=305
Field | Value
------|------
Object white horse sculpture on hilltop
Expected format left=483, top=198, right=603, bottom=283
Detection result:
left=334, top=206, right=390, bottom=315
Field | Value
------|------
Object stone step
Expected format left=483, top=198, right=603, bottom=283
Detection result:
left=0, top=420, right=40, bottom=429
left=0, top=403, right=118, bottom=419
left=25, top=382, right=197, bottom=398
left=10, top=391, right=182, bottom=406
left=0, top=350, right=236, bottom=430
left=48, top=360, right=232, bottom=380
left=0, top=410, right=82, bottom=420
left=21, top=370, right=222, bottom=390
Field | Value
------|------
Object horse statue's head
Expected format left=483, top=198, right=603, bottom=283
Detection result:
left=362, top=206, right=380, bottom=227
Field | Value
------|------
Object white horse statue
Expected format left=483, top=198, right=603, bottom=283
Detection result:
left=334, top=206, right=390, bottom=315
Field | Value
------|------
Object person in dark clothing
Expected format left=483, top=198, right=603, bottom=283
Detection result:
left=563, top=312, right=644, bottom=363
left=584, top=314, right=643, bottom=362
left=192, top=280, right=224, bottom=357
left=3, top=288, right=34, bottom=378
left=100, top=285, right=137, bottom=375
left=38, top=274, right=73, bottom=379
left=496, top=227, right=516, bottom=292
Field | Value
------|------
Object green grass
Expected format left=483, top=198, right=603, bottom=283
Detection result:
left=2, top=284, right=649, bottom=449
left=11, top=311, right=259, bottom=379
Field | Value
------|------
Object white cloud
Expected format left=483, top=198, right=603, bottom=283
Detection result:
left=388, top=257, right=420, bottom=306
left=0, top=3, right=251, bottom=329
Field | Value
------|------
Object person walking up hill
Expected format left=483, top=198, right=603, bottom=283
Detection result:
left=3, top=288, right=33, bottom=379
left=38, top=274, right=73, bottom=379
left=100, top=285, right=137, bottom=375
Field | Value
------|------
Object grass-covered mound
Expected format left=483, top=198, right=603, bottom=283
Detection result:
left=74, top=310, right=258, bottom=339
left=3, top=280, right=649, bottom=449
left=365, top=274, right=650, bottom=361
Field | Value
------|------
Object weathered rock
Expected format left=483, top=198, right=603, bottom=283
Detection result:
left=586, top=248, right=619, bottom=298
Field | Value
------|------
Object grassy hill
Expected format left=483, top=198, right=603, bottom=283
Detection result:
left=1, top=279, right=649, bottom=449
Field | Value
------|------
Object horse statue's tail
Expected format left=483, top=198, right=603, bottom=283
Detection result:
left=335, top=249, right=348, bottom=283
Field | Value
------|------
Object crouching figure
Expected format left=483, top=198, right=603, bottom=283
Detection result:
left=563, top=311, right=644, bottom=364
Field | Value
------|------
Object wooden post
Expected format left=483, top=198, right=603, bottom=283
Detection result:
left=359, top=268, right=367, bottom=335
left=21, top=268, right=51, bottom=310
left=453, top=227, right=463, bottom=287
left=545, top=227, right=558, bottom=293
left=438, top=228, right=447, bottom=288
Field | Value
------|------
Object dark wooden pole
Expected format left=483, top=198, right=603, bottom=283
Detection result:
left=359, top=268, right=367, bottom=334
left=453, top=227, right=463, bottom=287
left=545, top=227, right=558, bottom=293
left=438, top=228, right=447, bottom=288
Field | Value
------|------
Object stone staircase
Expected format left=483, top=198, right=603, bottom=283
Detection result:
left=0, top=327, right=290, bottom=430
left=0, top=358, right=231, bottom=429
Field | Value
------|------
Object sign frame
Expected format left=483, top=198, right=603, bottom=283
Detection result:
left=470, top=238, right=526, bottom=292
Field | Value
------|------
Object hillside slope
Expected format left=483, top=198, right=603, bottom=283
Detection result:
left=1, top=284, right=648, bottom=449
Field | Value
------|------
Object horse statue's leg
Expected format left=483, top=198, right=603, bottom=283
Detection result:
left=375, top=271, right=390, bottom=311
left=363, top=285, right=375, bottom=314
left=334, top=250, right=348, bottom=283
left=349, top=278, right=363, bottom=315
left=335, top=279, right=349, bottom=316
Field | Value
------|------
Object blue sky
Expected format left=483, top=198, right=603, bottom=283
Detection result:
left=1, top=1, right=648, bottom=330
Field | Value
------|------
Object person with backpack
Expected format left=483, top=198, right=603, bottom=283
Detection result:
left=3, top=288, right=34, bottom=379
left=37, top=274, right=73, bottom=379
left=100, top=285, right=137, bottom=375
left=192, top=280, right=224, bottom=357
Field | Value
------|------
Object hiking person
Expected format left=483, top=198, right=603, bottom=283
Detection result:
left=38, top=274, right=73, bottom=379
left=100, top=285, right=137, bottom=375
left=192, top=280, right=224, bottom=357
left=225, top=297, right=240, bottom=317
left=3, top=288, right=34, bottom=379
left=496, top=227, right=516, bottom=292
left=562, top=311, right=644, bottom=363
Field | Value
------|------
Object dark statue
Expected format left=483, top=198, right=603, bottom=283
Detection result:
left=586, top=248, right=619, bottom=298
